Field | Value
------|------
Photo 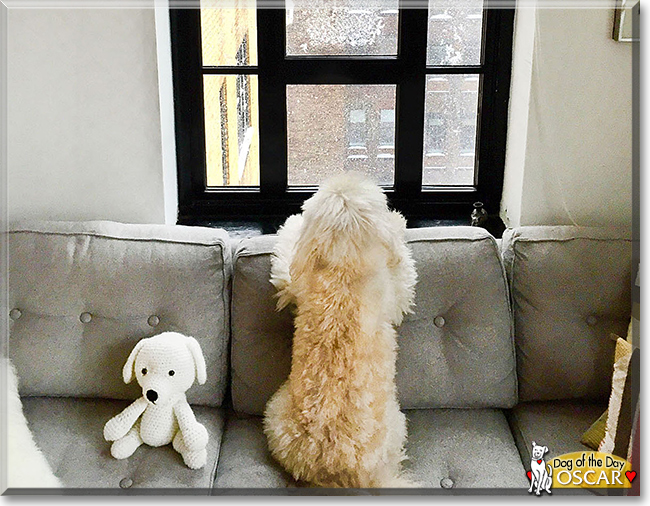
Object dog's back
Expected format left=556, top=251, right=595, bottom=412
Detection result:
left=264, top=173, right=417, bottom=488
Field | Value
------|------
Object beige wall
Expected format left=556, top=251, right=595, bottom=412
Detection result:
left=501, top=3, right=633, bottom=228
left=7, top=7, right=166, bottom=224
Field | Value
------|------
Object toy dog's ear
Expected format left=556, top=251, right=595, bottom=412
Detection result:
left=185, top=336, right=207, bottom=385
left=122, top=339, right=147, bottom=384
left=544, top=446, right=548, bottom=454
left=532, top=441, right=536, bottom=447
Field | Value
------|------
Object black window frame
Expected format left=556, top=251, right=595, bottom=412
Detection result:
left=170, top=0, right=515, bottom=224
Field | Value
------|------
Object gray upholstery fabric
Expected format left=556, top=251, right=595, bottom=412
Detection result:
left=501, top=226, right=632, bottom=402
left=231, top=226, right=516, bottom=415
left=230, top=235, right=294, bottom=416
left=403, top=409, right=529, bottom=489
left=397, top=227, right=516, bottom=409
left=213, top=409, right=527, bottom=490
left=21, top=396, right=225, bottom=490
left=213, top=414, right=296, bottom=489
left=7, top=221, right=231, bottom=407
left=506, top=401, right=607, bottom=464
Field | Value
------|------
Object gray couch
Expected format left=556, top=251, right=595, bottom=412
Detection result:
left=5, top=221, right=632, bottom=493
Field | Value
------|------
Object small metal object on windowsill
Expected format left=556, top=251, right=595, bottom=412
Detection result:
left=470, top=202, right=489, bottom=227
left=469, top=202, right=506, bottom=238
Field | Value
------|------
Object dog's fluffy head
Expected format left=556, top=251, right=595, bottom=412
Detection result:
left=301, top=172, right=389, bottom=234
left=297, top=172, right=399, bottom=267
left=122, top=332, right=206, bottom=406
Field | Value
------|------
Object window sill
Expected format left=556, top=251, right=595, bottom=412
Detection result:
left=180, top=216, right=505, bottom=240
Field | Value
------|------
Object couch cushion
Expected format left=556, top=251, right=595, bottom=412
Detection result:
left=213, top=409, right=527, bottom=490
left=8, top=221, right=231, bottom=407
left=404, top=409, right=528, bottom=489
left=229, top=235, right=294, bottom=417
left=506, top=400, right=607, bottom=464
left=501, top=226, right=631, bottom=402
left=213, top=414, right=296, bottom=489
left=21, top=397, right=225, bottom=490
left=231, top=226, right=516, bottom=415
left=396, top=227, right=516, bottom=409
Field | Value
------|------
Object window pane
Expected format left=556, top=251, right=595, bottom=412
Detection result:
left=287, top=85, right=396, bottom=186
left=286, top=0, right=399, bottom=56
left=422, top=74, right=479, bottom=186
left=201, top=0, right=257, bottom=66
left=204, top=75, right=259, bottom=187
left=427, top=0, right=484, bottom=66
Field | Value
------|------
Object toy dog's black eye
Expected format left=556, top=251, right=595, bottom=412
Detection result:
left=169, top=370, right=175, bottom=376
left=141, top=368, right=147, bottom=375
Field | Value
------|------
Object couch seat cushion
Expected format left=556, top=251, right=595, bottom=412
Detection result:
left=213, top=409, right=527, bottom=490
left=404, top=409, right=528, bottom=489
left=506, top=400, right=607, bottom=464
left=213, top=414, right=296, bottom=489
left=22, top=397, right=225, bottom=490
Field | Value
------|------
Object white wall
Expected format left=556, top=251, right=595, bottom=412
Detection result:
left=501, top=3, right=633, bottom=228
left=7, top=7, right=167, bottom=224
left=6, top=5, right=633, bottom=228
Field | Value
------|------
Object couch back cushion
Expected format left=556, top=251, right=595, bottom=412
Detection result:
left=501, top=226, right=632, bottom=402
left=231, top=226, right=517, bottom=416
left=7, top=221, right=231, bottom=407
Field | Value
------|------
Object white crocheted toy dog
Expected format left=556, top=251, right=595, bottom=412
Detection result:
left=103, top=332, right=209, bottom=469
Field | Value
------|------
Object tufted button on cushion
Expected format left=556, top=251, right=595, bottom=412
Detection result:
left=440, top=477, right=454, bottom=489
left=586, top=315, right=598, bottom=326
left=79, top=312, right=92, bottom=323
left=119, top=477, right=133, bottom=489
left=433, top=316, right=446, bottom=328
left=9, top=308, right=22, bottom=320
left=147, top=315, right=160, bottom=327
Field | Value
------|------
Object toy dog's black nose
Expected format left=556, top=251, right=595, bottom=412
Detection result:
left=146, top=389, right=158, bottom=403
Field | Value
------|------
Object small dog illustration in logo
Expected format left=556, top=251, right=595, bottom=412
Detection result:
left=528, top=441, right=553, bottom=495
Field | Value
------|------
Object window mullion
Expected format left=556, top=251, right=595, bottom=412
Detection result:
left=256, top=5, right=288, bottom=196
left=474, top=5, right=515, bottom=214
left=394, top=4, right=428, bottom=196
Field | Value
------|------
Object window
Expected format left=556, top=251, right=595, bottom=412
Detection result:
left=348, top=109, right=367, bottom=151
left=379, top=109, right=395, bottom=150
left=424, top=112, right=445, bottom=155
left=170, top=0, right=515, bottom=223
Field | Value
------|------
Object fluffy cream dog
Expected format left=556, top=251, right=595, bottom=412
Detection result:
left=263, top=172, right=417, bottom=488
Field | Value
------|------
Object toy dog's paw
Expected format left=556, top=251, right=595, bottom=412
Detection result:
left=111, top=437, right=140, bottom=460
left=104, top=417, right=127, bottom=442
left=184, top=423, right=209, bottom=452
left=183, top=448, right=207, bottom=470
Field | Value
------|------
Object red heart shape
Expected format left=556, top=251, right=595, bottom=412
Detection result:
left=527, top=471, right=532, bottom=481
left=625, top=471, right=637, bottom=483
left=537, top=459, right=542, bottom=464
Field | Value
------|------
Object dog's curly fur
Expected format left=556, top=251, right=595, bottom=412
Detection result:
left=263, top=172, right=418, bottom=488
